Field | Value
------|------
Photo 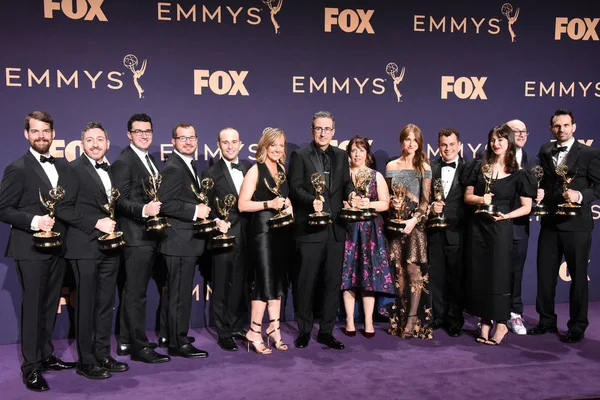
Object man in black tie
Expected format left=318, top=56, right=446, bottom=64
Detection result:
left=157, top=123, right=210, bottom=358
left=0, top=111, right=76, bottom=391
left=288, top=111, right=355, bottom=350
left=428, top=128, right=468, bottom=337
left=201, top=127, right=252, bottom=351
left=111, top=113, right=170, bottom=363
left=529, top=109, right=600, bottom=343
left=505, top=119, right=532, bottom=336
left=55, top=122, right=129, bottom=379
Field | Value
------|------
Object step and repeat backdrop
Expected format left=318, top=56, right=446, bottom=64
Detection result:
left=0, top=0, right=599, bottom=344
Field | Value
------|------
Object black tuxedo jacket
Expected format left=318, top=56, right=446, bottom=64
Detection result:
left=538, top=140, right=600, bottom=232
left=429, top=157, right=468, bottom=245
left=157, top=153, right=205, bottom=257
left=111, top=146, right=160, bottom=246
left=511, top=149, right=535, bottom=240
left=201, top=158, right=252, bottom=249
left=0, top=151, right=69, bottom=260
left=54, top=156, right=115, bottom=260
left=288, top=143, right=354, bottom=242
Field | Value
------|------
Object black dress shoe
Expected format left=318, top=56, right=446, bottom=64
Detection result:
left=231, top=330, right=248, bottom=341
left=76, top=364, right=111, bottom=380
left=218, top=337, right=238, bottom=351
left=168, top=343, right=208, bottom=359
left=97, top=356, right=129, bottom=372
left=23, top=370, right=49, bottom=392
left=430, top=319, right=444, bottom=330
left=42, top=354, right=76, bottom=371
left=159, top=336, right=195, bottom=348
left=560, top=331, right=584, bottom=344
left=117, top=343, right=131, bottom=356
left=294, top=332, right=311, bottom=348
left=316, top=333, right=345, bottom=350
left=446, top=325, right=463, bottom=337
left=131, top=347, right=170, bottom=364
left=527, top=323, right=558, bottom=335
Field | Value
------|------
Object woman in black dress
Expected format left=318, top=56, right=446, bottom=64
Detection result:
left=462, top=124, right=536, bottom=345
left=238, top=127, right=293, bottom=354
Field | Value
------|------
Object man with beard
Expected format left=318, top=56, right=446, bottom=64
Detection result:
left=157, top=123, right=211, bottom=358
left=111, top=113, right=170, bottom=363
left=55, top=122, right=128, bottom=379
left=201, top=128, right=252, bottom=351
left=0, top=111, right=76, bottom=391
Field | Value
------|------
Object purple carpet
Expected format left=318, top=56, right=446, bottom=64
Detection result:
left=1, top=303, right=600, bottom=400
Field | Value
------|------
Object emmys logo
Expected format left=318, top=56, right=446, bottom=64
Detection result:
left=414, top=2, right=520, bottom=42
left=123, top=54, right=147, bottom=99
left=441, top=76, right=488, bottom=100
left=555, top=18, right=599, bottom=41
left=386, top=62, right=406, bottom=103
left=44, top=0, right=107, bottom=21
left=524, top=81, right=600, bottom=98
left=263, top=0, right=283, bottom=34
left=157, top=3, right=262, bottom=26
left=324, top=8, right=375, bottom=34
left=193, top=70, right=249, bottom=96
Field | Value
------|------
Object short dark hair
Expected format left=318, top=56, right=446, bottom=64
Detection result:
left=347, top=136, right=374, bottom=167
left=312, top=110, right=335, bottom=129
left=438, top=128, right=461, bottom=143
left=550, top=109, right=575, bottom=126
left=25, top=111, right=53, bottom=131
left=172, top=123, right=194, bottom=139
left=484, top=123, right=518, bottom=174
left=81, top=121, right=107, bottom=140
left=127, top=113, right=153, bottom=132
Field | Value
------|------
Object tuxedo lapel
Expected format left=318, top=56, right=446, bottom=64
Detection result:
left=447, top=158, right=464, bottom=196
left=308, top=146, right=325, bottom=179
left=521, top=150, right=529, bottom=169
left=173, top=153, right=199, bottom=191
left=25, top=152, right=52, bottom=190
left=218, top=159, right=237, bottom=195
left=81, top=156, right=109, bottom=203
left=564, top=141, right=581, bottom=173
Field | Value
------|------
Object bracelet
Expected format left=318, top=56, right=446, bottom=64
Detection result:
left=263, top=201, right=268, bottom=210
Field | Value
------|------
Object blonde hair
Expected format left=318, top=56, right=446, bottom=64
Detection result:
left=255, top=127, right=287, bottom=164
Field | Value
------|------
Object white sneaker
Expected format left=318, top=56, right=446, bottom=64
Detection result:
left=508, top=312, right=527, bottom=335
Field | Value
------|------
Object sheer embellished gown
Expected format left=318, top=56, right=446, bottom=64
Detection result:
left=385, top=168, right=433, bottom=339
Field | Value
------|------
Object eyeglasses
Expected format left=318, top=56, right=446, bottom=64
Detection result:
left=513, top=130, right=529, bottom=137
left=130, top=129, right=153, bottom=136
left=175, top=136, right=198, bottom=143
left=313, top=127, right=333, bottom=134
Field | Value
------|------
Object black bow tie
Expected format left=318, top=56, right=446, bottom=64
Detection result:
left=441, top=161, right=456, bottom=169
left=40, top=155, right=55, bottom=164
left=231, top=162, right=243, bottom=171
left=95, top=162, right=109, bottom=171
left=551, top=146, right=568, bottom=156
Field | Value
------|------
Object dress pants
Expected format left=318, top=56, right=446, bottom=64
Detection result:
left=71, top=255, right=119, bottom=365
left=536, top=228, right=591, bottom=334
left=15, top=257, right=66, bottom=376
left=510, top=237, right=529, bottom=315
left=163, top=255, right=197, bottom=348
left=293, top=226, right=344, bottom=336
left=121, top=246, right=156, bottom=354
left=211, top=246, right=247, bottom=339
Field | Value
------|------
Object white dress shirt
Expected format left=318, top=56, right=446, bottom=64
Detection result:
left=441, top=156, right=459, bottom=199
left=29, top=148, right=59, bottom=231
left=223, top=158, right=244, bottom=194
left=84, top=154, right=112, bottom=196
left=173, top=150, right=199, bottom=221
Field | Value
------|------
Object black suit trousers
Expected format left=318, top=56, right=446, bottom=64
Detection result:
left=15, top=257, right=66, bottom=376
left=536, top=228, right=590, bottom=333
left=293, top=226, right=344, bottom=335
left=211, top=246, right=247, bottom=338
left=510, top=236, right=529, bottom=315
left=163, top=255, right=197, bottom=348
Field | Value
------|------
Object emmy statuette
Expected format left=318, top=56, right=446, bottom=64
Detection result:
left=97, top=188, right=126, bottom=250
left=191, top=178, right=217, bottom=234
left=265, top=172, right=294, bottom=229
left=474, top=164, right=499, bottom=217
left=530, top=166, right=548, bottom=216
left=212, top=194, right=237, bottom=248
left=556, top=164, right=581, bottom=216
left=33, top=186, right=65, bottom=248
left=308, top=173, right=331, bottom=225
left=427, top=179, right=448, bottom=229
left=143, top=173, right=170, bottom=231
left=387, top=180, right=407, bottom=232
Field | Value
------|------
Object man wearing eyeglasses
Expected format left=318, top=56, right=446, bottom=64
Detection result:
left=288, top=111, right=355, bottom=350
left=156, top=123, right=211, bottom=358
left=505, top=119, right=533, bottom=336
left=111, top=113, right=170, bottom=364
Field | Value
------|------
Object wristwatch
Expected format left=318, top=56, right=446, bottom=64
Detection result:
left=263, top=201, right=268, bottom=210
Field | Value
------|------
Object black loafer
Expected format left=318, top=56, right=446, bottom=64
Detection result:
left=159, top=336, right=195, bottom=348
left=168, top=344, right=208, bottom=359
left=42, top=354, right=76, bottom=371
left=560, top=331, right=584, bottom=344
left=97, top=356, right=129, bottom=372
left=218, top=337, right=238, bottom=351
left=76, top=364, right=111, bottom=380
left=23, top=370, right=49, bottom=392
left=316, top=333, right=345, bottom=350
left=117, top=343, right=131, bottom=356
left=131, top=347, right=170, bottom=364
left=446, top=325, right=463, bottom=337
left=294, top=332, right=311, bottom=348
left=527, top=323, right=558, bottom=335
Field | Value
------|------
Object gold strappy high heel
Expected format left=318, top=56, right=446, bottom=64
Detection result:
left=245, top=321, right=272, bottom=355
left=266, top=318, right=288, bottom=351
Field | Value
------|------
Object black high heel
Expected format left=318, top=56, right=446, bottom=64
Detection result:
left=486, top=323, right=509, bottom=346
left=245, top=321, right=272, bottom=355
